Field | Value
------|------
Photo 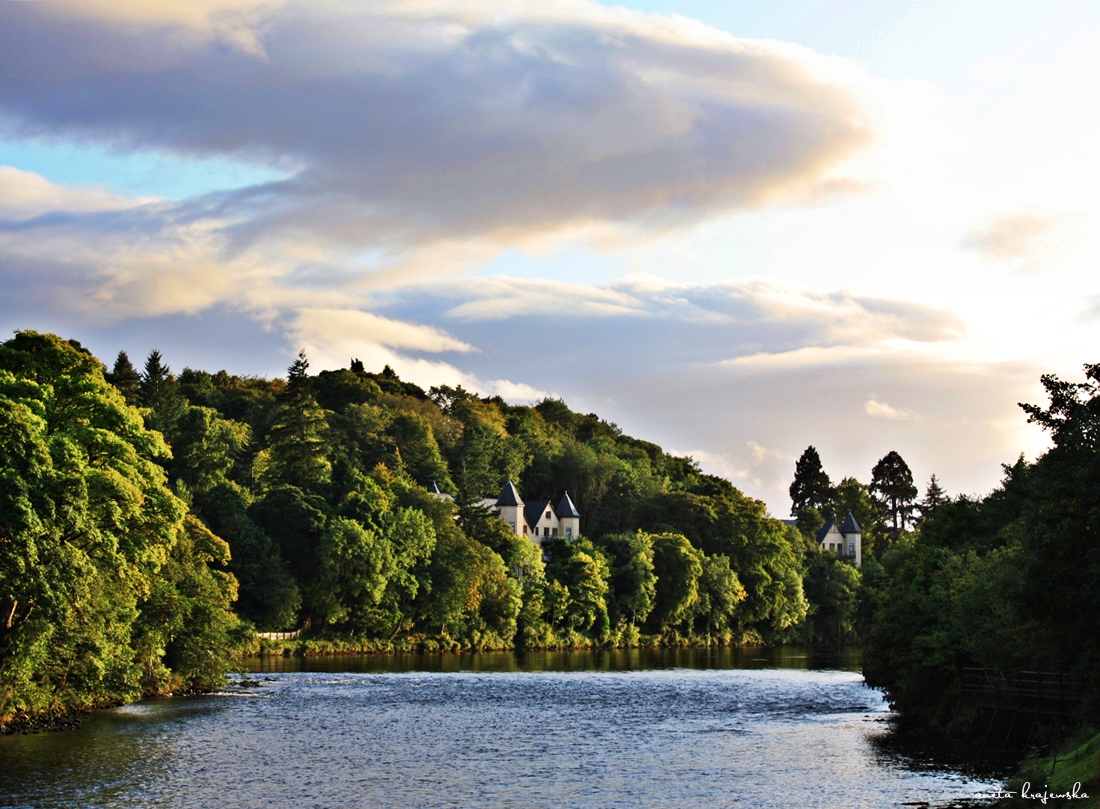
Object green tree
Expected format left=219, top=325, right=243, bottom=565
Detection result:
left=106, top=350, right=141, bottom=405
left=593, top=531, right=657, bottom=627
left=918, top=474, right=948, bottom=522
left=870, top=450, right=917, bottom=542
left=647, top=533, right=704, bottom=631
left=694, top=554, right=746, bottom=634
left=790, top=446, right=834, bottom=516
left=0, top=332, right=240, bottom=720
left=260, top=353, right=332, bottom=492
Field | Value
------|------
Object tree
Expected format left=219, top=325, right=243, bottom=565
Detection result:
left=0, top=332, right=241, bottom=720
left=139, top=349, right=185, bottom=432
left=870, top=450, right=917, bottom=541
left=918, top=474, right=948, bottom=522
left=593, top=532, right=657, bottom=628
left=260, top=353, right=332, bottom=493
left=789, top=446, right=834, bottom=516
left=647, top=533, right=704, bottom=631
left=107, top=350, right=141, bottom=405
left=694, top=554, right=746, bottom=634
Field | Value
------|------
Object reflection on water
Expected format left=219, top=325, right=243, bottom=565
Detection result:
left=246, top=645, right=863, bottom=675
left=0, top=647, right=1005, bottom=809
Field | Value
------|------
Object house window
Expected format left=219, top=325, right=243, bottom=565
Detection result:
left=545, top=511, right=551, bottom=519
left=849, top=544, right=854, bottom=554
left=543, top=527, right=550, bottom=537
left=522, top=525, right=527, bottom=535
left=829, top=543, right=835, bottom=552
left=552, top=528, right=558, bottom=537
left=565, top=528, right=572, bottom=538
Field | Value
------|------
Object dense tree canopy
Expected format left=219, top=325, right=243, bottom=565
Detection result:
left=861, top=364, right=1100, bottom=731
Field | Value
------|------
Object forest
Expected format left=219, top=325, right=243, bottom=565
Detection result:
left=3, top=329, right=1095, bottom=751
left=1, top=330, right=856, bottom=723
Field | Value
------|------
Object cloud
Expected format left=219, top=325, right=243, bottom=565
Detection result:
left=864, top=398, right=918, bottom=421
left=285, top=305, right=548, bottom=403
left=963, top=208, right=1086, bottom=273
left=0, top=0, right=876, bottom=265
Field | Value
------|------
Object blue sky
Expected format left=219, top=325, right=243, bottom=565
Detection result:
left=1, top=0, right=1096, bottom=513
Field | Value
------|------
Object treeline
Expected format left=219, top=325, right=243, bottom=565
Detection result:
left=0, top=333, right=245, bottom=725
left=2, top=331, right=840, bottom=722
left=858, top=364, right=1100, bottom=732
left=103, top=345, right=815, bottom=649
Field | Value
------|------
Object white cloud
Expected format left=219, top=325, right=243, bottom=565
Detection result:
left=864, top=398, right=919, bottom=421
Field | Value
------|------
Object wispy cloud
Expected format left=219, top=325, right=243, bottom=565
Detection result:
left=963, top=207, right=1086, bottom=273
left=864, top=398, right=918, bottom=421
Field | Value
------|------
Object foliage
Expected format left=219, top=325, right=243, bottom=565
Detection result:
left=0, top=332, right=243, bottom=723
left=789, top=445, right=834, bottom=515
left=861, top=364, right=1100, bottom=731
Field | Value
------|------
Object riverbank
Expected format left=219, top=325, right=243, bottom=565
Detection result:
left=244, top=627, right=770, bottom=658
left=997, top=730, right=1099, bottom=808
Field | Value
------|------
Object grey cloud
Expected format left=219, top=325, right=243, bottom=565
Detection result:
left=0, top=1, right=875, bottom=257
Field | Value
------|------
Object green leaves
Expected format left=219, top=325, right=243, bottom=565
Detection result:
left=0, top=332, right=243, bottom=721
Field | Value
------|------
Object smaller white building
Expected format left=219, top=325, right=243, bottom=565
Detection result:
left=478, top=481, right=581, bottom=545
left=815, top=511, right=862, bottom=567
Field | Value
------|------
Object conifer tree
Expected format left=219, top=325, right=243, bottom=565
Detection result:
left=107, top=350, right=141, bottom=405
left=918, top=474, right=948, bottom=522
left=870, top=450, right=917, bottom=539
left=789, top=446, right=834, bottom=516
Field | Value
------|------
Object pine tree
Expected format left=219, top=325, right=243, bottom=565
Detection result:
left=107, top=350, right=141, bottom=405
left=918, top=474, right=948, bottom=522
left=789, top=446, right=834, bottom=517
left=870, top=451, right=918, bottom=539
left=139, top=349, right=184, bottom=432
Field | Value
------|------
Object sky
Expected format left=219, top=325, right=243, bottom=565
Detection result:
left=1, top=0, right=1097, bottom=515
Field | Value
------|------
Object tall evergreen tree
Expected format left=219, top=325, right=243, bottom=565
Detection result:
left=789, top=446, right=834, bottom=516
left=107, top=350, right=141, bottom=405
left=139, top=348, right=184, bottom=432
left=918, top=474, right=948, bottom=522
left=869, top=450, right=917, bottom=540
left=261, top=350, right=331, bottom=492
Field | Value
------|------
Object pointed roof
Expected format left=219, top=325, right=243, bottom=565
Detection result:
left=495, top=480, right=524, bottom=507
left=556, top=491, right=580, bottom=518
left=815, top=519, right=836, bottom=544
left=839, top=511, right=861, bottom=535
left=430, top=481, right=442, bottom=494
left=525, top=500, right=551, bottom=529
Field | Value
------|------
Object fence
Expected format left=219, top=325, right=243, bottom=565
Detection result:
left=946, top=667, right=1082, bottom=750
left=257, top=630, right=302, bottom=641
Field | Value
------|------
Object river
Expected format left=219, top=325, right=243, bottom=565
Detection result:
left=0, top=647, right=1009, bottom=808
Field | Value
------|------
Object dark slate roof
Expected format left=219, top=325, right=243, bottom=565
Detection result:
left=815, top=519, right=836, bottom=544
left=496, top=480, right=524, bottom=507
left=839, top=511, right=862, bottom=535
left=556, top=491, right=580, bottom=518
left=524, top=500, right=551, bottom=529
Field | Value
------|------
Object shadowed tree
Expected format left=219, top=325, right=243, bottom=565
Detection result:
left=870, top=451, right=917, bottom=542
left=918, top=474, right=948, bottom=522
left=107, top=350, right=141, bottom=405
left=789, top=446, right=834, bottom=517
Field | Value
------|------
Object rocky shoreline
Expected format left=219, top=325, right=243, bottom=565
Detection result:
left=0, top=707, right=85, bottom=735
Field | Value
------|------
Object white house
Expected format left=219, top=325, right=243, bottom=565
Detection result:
left=815, top=511, right=862, bottom=567
left=478, top=480, right=581, bottom=544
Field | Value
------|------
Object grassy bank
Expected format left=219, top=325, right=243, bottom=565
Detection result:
left=998, top=730, right=1100, bottom=808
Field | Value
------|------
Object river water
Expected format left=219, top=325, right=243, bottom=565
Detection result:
left=0, top=647, right=1008, bottom=808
